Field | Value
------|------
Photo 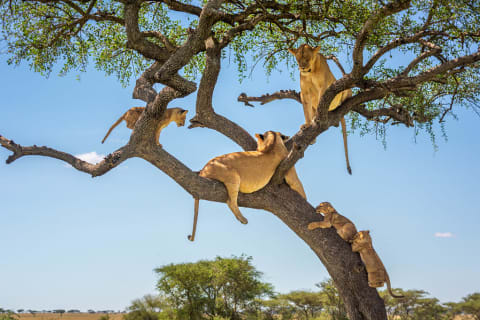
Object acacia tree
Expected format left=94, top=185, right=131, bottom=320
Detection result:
left=0, top=0, right=479, bottom=319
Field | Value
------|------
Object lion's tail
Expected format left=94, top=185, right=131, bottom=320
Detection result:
left=386, top=272, right=404, bottom=298
left=188, top=198, right=199, bottom=241
left=101, top=114, right=125, bottom=144
left=340, top=117, right=352, bottom=175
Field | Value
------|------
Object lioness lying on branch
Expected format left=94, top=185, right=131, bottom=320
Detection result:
left=188, top=131, right=306, bottom=241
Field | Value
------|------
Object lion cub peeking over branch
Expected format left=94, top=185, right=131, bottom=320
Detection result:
left=289, top=44, right=352, bottom=174
left=352, top=231, right=404, bottom=298
left=188, top=131, right=306, bottom=241
left=307, top=202, right=357, bottom=242
left=101, top=107, right=188, bottom=146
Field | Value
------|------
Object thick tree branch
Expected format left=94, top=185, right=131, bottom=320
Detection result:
left=124, top=1, right=170, bottom=61
left=159, top=0, right=202, bottom=16
left=189, top=37, right=256, bottom=151
left=352, top=0, right=411, bottom=77
left=0, top=135, right=133, bottom=177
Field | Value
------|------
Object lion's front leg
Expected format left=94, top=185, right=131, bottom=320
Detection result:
left=300, top=92, right=315, bottom=130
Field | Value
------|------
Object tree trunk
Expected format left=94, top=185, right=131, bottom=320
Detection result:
left=260, top=183, right=387, bottom=320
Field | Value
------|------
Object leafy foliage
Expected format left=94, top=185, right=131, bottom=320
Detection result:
left=448, top=292, right=480, bottom=320
left=1, top=0, right=478, bottom=144
left=155, top=256, right=273, bottom=320
left=381, top=289, right=447, bottom=320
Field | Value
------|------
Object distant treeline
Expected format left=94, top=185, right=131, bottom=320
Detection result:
left=2, top=256, right=479, bottom=320
left=0, top=309, right=122, bottom=315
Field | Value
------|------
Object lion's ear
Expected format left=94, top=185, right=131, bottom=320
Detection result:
left=181, top=109, right=188, bottom=115
left=288, top=48, right=297, bottom=55
left=313, top=46, right=321, bottom=54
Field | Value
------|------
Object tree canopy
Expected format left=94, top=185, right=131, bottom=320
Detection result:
left=155, top=256, right=273, bottom=320
left=1, top=1, right=479, bottom=319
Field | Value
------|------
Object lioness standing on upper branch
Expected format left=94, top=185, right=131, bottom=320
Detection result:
left=101, top=107, right=188, bottom=146
left=188, top=131, right=306, bottom=241
left=289, top=44, right=352, bottom=174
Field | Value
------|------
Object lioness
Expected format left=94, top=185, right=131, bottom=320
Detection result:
left=188, top=131, right=306, bottom=241
left=101, top=107, right=188, bottom=146
left=307, top=201, right=357, bottom=242
left=351, top=231, right=404, bottom=298
left=289, top=44, right=352, bottom=174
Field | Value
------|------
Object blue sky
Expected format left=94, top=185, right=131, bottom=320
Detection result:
left=1, top=49, right=479, bottom=311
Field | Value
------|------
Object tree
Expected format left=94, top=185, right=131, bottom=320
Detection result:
left=316, top=279, right=348, bottom=320
left=0, top=311, right=18, bottom=320
left=448, top=292, right=480, bottom=320
left=1, top=1, right=479, bottom=319
left=381, top=289, right=447, bottom=320
left=123, top=294, right=174, bottom=320
left=155, top=256, right=273, bottom=320
left=278, top=291, right=323, bottom=320
left=257, top=298, right=295, bottom=320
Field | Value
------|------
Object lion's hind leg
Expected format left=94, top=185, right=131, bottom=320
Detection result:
left=221, top=171, right=248, bottom=225
left=367, top=271, right=386, bottom=288
left=338, top=223, right=357, bottom=242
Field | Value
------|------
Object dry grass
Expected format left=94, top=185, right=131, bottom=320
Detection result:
left=18, top=313, right=124, bottom=320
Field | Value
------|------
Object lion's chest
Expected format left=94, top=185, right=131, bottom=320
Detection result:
left=237, top=162, right=278, bottom=193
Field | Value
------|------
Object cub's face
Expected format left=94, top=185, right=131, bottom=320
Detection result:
left=174, top=109, right=188, bottom=127
left=315, top=202, right=336, bottom=216
left=255, top=131, right=289, bottom=153
left=352, top=230, right=371, bottom=250
left=289, top=44, right=321, bottom=73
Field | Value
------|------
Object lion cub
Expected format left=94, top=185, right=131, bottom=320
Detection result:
left=307, top=202, right=357, bottom=242
left=351, top=231, right=404, bottom=298
left=289, top=44, right=352, bottom=174
left=101, top=107, right=188, bottom=146
left=188, top=131, right=306, bottom=241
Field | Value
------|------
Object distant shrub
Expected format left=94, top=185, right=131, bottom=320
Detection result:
left=99, top=315, right=110, bottom=320
left=123, top=310, right=158, bottom=320
left=0, top=311, right=18, bottom=320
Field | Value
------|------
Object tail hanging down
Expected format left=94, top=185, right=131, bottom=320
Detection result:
left=101, top=114, right=125, bottom=144
left=386, top=272, right=404, bottom=298
left=188, top=198, right=199, bottom=241
left=340, top=117, right=352, bottom=175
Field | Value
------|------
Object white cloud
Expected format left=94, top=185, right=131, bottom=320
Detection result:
left=434, top=232, right=454, bottom=238
left=65, top=151, right=105, bottom=167
left=76, top=151, right=105, bottom=164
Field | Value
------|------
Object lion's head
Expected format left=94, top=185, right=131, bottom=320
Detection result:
left=352, top=230, right=372, bottom=251
left=288, top=44, right=321, bottom=73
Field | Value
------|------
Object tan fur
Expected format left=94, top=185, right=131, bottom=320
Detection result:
left=101, top=107, right=188, bottom=146
left=307, top=202, right=357, bottom=242
left=289, top=44, right=352, bottom=174
left=188, top=131, right=306, bottom=241
left=351, top=231, right=404, bottom=298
